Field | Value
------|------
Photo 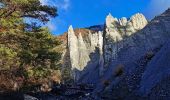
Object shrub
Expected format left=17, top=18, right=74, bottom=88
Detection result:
left=50, top=70, right=62, bottom=84
left=145, top=51, right=154, bottom=60
left=102, top=79, right=110, bottom=87
left=0, top=71, right=24, bottom=92
left=113, top=64, right=124, bottom=77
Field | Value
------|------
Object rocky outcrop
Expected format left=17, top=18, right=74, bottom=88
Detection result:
left=64, top=13, right=148, bottom=83
left=94, top=8, right=170, bottom=98
left=104, top=13, right=148, bottom=66
left=77, top=33, right=90, bottom=71
left=66, top=26, right=104, bottom=81
left=139, top=40, right=170, bottom=96
left=67, top=26, right=79, bottom=78
left=139, top=9, right=170, bottom=96
left=63, top=8, right=170, bottom=97
left=58, top=8, right=170, bottom=99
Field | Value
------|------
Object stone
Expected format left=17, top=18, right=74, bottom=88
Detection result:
left=57, top=8, right=170, bottom=99
left=66, top=26, right=104, bottom=82
left=104, top=13, right=148, bottom=66
left=65, top=13, right=148, bottom=83
left=63, top=9, right=170, bottom=95
left=24, top=94, right=38, bottom=100
left=130, top=13, right=148, bottom=30
left=77, top=33, right=90, bottom=71
left=67, top=25, right=79, bottom=81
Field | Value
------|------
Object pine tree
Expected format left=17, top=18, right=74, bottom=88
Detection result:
left=0, top=0, right=61, bottom=92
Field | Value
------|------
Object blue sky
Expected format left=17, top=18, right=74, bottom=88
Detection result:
left=40, top=0, right=170, bottom=35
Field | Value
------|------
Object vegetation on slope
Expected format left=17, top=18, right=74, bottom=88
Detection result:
left=0, top=0, right=61, bottom=92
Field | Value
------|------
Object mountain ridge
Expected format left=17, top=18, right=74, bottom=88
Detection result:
left=57, top=8, right=170, bottom=98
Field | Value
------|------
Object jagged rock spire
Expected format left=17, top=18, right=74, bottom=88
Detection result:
left=67, top=25, right=76, bottom=47
left=68, top=25, right=74, bottom=32
left=119, top=17, right=127, bottom=26
left=104, top=13, right=148, bottom=65
left=130, top=13, right=148, bottom=30
left=67, top=25, right=79, bottom=71
left=78, top=33, right=90, bottom=71
left=106, top=13, right=118, bottom=28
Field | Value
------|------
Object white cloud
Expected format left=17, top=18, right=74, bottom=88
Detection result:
left=39, top=0, right=48, bottom=5
left=47, top=22, right=56, bottom=32
left=39, top=0, right=71, bottom=33
left=40, top=0, right=71, bottom=11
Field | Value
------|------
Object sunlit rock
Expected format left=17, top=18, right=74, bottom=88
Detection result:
left=104, top=13, right=148, bottom=65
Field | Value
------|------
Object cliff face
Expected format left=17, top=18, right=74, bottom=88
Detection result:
left=59, top=8, right=170, bottom=98
left=64, top=26, right=104, bottom=81
left=139, top=8, right=170, bottom=96
left=61, top=7, right=170, bottom=84
left=95, top=8, right=170, bottom=98
left=61, top=12, right=148, bottom=82
left=104, top=13, right=148, bottom=66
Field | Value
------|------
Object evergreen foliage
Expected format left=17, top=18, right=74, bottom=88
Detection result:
left=0, top=0, right=61, bottom=92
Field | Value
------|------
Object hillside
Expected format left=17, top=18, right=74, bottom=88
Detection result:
left=1, top=0, right=170, bottom=99
left=57, top=8, right=170, bottom=99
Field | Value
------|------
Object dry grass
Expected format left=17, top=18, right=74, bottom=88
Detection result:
left=50, top=70, right=62, bottom=84
left=0, top=71, right=24, bottom=92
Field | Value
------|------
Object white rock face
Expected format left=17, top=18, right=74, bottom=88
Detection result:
left=130, top=13, right=148, bottom=30
left=105, top=14, right=122, bottom=41
left=98, top=31, right=104, bottom=76
left=67, top=26, right=104, bottom=81
left=65, top=8, right=170, bottom=98
left=94, top=9, right=170, bottom=97
left=66, top=13, right=148, bottom=82
left=119, top=17, right=127, bottom=26
left=67, top=26, right=79, bottom=80
left=67, top=25, right=79, bottom=70
left=104, top=13, right=148, bottom=65
left=77, top=33, right=90, bottom=71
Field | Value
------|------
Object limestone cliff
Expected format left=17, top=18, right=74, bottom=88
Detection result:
left=63, top=26, right=104, bottom=82
left=104, top=13, right=148, bottom=66
left=61, top=12, right=148, bottom=83
left=58, top=8, right=170, bottom=98
left=94, top=8, right=170, bottom=98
